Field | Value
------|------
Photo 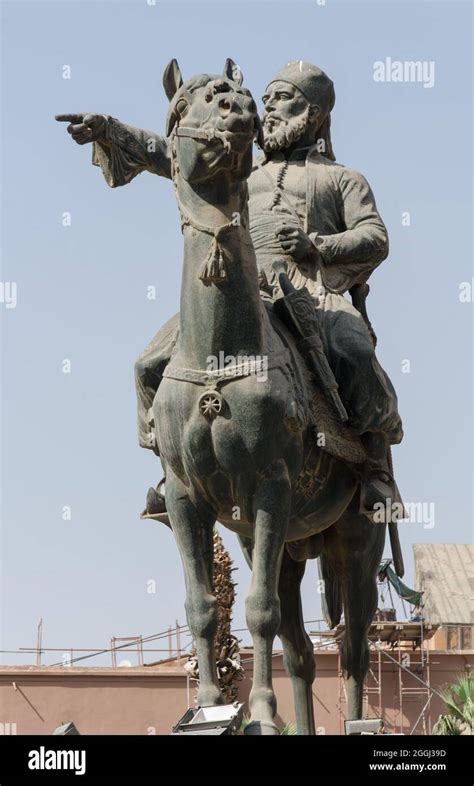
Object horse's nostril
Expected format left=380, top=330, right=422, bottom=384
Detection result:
left=218, top=99, right=232, bottom=112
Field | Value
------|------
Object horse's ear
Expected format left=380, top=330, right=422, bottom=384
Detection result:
left=163, top=59, right=184, bottom=101
left=223, top=58, right=243, bottom=86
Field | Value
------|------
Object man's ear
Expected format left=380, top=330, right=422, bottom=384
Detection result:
left=308, top=104, right=322, bottom=125
left=163, top=59, right=184, bottom=101
left=223, top=58, right=244, bottom=86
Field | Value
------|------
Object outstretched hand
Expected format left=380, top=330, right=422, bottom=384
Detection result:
left=55, top=113, right=106, bottom=145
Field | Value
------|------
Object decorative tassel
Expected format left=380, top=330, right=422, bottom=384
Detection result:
left=199, top=235, right=227, bottom=284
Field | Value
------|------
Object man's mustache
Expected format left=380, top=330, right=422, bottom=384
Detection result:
left=263, top=113, right=287, bottom=126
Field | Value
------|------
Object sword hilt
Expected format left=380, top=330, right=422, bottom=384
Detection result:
left=272, top=257, right=295, bottom=296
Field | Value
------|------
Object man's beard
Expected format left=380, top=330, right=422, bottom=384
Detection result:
left=263, top=106, right=311, bottom=152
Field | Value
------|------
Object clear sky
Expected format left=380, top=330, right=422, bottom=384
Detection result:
left=1, top=0, right=472, bottom=666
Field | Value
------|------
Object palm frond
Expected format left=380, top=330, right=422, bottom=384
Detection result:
left=434, top=672, right=474, bottom=734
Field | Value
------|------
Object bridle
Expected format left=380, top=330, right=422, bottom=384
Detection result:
left=170, top=114, right=256, bottom=286
left=175, top=124, right=256, bottom=153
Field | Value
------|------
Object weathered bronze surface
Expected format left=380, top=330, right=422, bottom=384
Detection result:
left=56, top=58, right=405, bottom=735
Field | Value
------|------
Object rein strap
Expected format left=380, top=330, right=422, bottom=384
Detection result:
left=175, top=126, right=215, bottom=141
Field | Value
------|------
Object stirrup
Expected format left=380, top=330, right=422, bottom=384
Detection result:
left=140, top=478, right=170, bottom=527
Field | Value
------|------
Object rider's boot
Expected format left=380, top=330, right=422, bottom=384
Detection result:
left=359, top=432, right=404, bottom=523
left=140, top=478, right=170, bottom=527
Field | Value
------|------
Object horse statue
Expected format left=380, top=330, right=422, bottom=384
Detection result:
left=151, top=60, right=393, bottom=736
left=56, top=58, right=404, bottom=736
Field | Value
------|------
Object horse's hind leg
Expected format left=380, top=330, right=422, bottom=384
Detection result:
left=322, top=499, right=385, bottom=720
left=165, top=470, right=222, bottom=707
left=278, top=549, right=316, bottom=735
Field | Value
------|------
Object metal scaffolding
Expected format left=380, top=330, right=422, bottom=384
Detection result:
left=313, top=620, right=440, bottom=735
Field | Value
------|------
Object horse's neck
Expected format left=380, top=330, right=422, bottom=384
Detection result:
left=175, top=175, right=265, bottom=368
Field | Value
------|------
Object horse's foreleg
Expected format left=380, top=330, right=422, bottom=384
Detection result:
left=245, top=460, right=290, bottom=735
left=278, top=549, right=316, bottom=735
left=166, top=471, right=222, bottom=708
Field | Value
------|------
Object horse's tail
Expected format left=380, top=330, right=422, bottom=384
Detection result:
left=318, top=553, right=342, bottom=628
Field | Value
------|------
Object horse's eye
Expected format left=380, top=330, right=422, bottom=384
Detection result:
left=176, top=98, right=188, bottom=116
left=205, top=93, right=213, bottom=103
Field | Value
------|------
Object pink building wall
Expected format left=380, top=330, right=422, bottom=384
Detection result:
left=1, top=648, right=471, bottom=736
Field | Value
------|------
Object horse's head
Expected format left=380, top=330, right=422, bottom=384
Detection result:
left=164, top=58, right=263, bottom=184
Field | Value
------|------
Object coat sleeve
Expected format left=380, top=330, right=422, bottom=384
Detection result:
left=91, top=116, right=172, bottom=187
left=309, top=167, right=389, bottom=291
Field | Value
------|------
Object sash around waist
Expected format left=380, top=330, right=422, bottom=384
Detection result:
left=249, top=211, right=301, bottom=256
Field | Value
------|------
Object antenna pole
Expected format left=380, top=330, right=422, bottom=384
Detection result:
left=36, top=618, right=43, bottom=666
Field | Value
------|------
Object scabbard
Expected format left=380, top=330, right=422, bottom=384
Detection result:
left=273, top=286, right=348, bottom=422
left=299, top=335, right=348, bottom=422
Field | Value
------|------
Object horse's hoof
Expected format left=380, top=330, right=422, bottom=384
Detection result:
left=244, top=720, right=280, bottom=736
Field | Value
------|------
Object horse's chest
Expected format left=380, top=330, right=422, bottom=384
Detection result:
left=154, top=380, right=214, bottom=472
left=155, top=373, right=290, bottom=481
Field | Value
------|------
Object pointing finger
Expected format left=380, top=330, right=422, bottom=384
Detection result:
left=55, top=113, right=85, bottom=123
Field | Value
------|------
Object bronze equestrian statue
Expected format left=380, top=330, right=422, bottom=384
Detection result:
left=56, top=58, right=405, bottom=735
